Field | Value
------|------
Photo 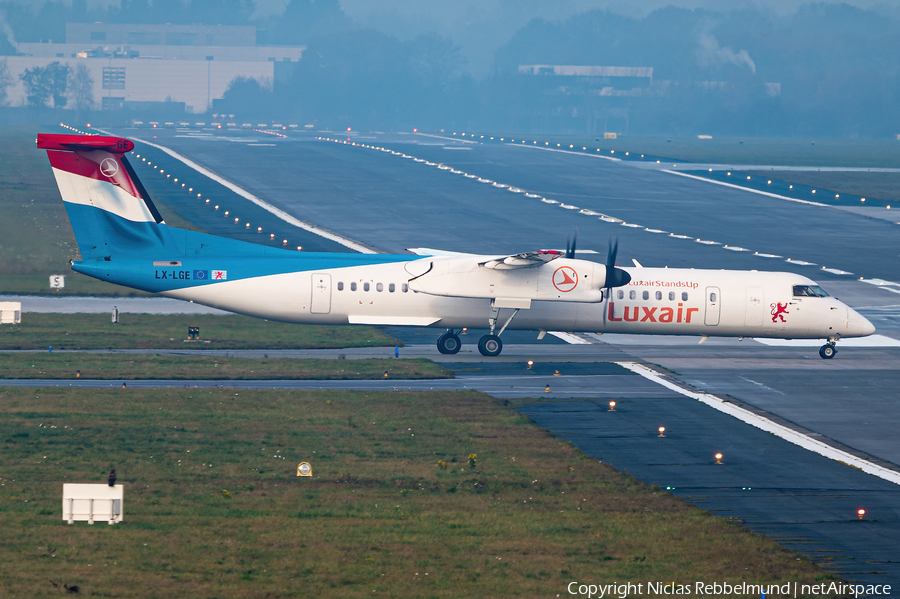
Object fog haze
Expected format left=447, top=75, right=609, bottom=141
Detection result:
left=3, top=0, right=899, bottom=137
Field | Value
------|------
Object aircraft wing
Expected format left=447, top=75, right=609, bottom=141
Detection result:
left=480, top=250, right=562, bottom=270
left=406, top=247, right=479, bottom=257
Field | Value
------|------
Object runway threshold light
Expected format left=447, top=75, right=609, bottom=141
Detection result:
left=658, top=426, right=666, bottom=437
left=715, top=452, right=723, bottom=464
left=857, top=508, right=866, bottom=519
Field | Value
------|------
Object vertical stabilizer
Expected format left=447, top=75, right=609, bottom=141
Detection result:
left=38, top=133, right=169, bottom=260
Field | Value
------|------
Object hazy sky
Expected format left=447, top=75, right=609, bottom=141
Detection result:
left=335, top=0, right=898, bottom=77
left=73, top=0, right=900, bottom=77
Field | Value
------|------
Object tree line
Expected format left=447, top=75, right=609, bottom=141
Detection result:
left=1, top=1, right=898, bottom=136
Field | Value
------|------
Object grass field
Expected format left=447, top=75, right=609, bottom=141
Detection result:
left=0, top=387, right=836, bottom=598
left=496, top=133, right=900, bottom=168
left=0, top=313, right=399, bottom=350
left=0, top=353, right=449, bottom=380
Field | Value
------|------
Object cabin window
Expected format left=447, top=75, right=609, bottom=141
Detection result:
left=402, top=283, right=409, bottom=293
left=376, top=282, right=383, bottom=292
left=389, top=283, right=395, bottom=293
left=337, top=282, right=344, bottom=291
left=364, top=282, right=370, bottom=292
left=709, top=292, right=717, bottom=302
left=629, top=290, right=636, bottom=300
left=350, top=282, right=357, bottom=291
left=642, top=291, right=649, bottom=300
left=617, top=290, right=624, bottom=300
left=669, top=292, right=675, bottom=301
left=681, top=292, right=688, bottom=301
left=655, top=291, right=662, bottom=300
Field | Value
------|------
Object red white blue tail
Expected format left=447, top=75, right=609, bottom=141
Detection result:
left=38, top=134, right=166, bottom=260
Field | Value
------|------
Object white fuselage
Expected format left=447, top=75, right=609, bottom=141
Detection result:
left=163, top=258, right=875, bottom=341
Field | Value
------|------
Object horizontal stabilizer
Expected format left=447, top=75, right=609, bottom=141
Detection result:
left=37, top=134, right=135, bottom=153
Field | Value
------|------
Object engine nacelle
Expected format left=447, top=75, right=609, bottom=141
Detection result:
left=406, top=257, right=607, bottom=302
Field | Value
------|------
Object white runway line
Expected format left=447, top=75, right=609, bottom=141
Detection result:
left=620, top=361, right=900, bottom=486
left=661, top=169, right=829, bottom=207
left=548, top=331, right=592, bottom=344
left=754, top=334, right=900, bottom=347
left=128, top=135, right=377, bottom=254
left=510, top=143, right=621, bottom=162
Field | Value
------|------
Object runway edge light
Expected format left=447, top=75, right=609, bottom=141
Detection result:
left=297, top=462, right=312, bottom=477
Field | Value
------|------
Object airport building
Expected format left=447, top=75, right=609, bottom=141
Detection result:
left=6, top=23, right=304, bottom=113
left=517, top=64, right=654, bottom=133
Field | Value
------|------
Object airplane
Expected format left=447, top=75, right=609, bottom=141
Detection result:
left=37, top=133, right=875, bottom=360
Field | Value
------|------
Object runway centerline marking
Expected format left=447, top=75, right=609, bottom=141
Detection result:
left=620, top=361, right=900, bottom=486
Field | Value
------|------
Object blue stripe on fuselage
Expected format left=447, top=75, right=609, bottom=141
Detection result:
left=65, top=203, right=420, bottom=292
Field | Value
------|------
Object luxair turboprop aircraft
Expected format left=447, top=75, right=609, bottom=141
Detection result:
left=38, top=133, right=875, bottom=359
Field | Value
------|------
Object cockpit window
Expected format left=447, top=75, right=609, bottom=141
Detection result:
left=793, top=284, right=829, bottom=298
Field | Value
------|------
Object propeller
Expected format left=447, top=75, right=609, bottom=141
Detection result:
left=602, top=237, right=632, bottom=322
left=565, top=229, right=578, bottom=259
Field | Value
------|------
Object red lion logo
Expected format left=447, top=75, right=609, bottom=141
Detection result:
left=770, top=302, right=789, bottom=323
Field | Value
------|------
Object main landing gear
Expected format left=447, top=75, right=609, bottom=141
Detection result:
left=819, top=341, right=837, bottom=359
left=435, top=301, right=523, bottom=357
left=435, top=330, right=504, bottom=356
left=436, top=330, right=462, bottom=354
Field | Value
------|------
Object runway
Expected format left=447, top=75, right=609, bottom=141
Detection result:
left=21, top=124, right=900, bottom=583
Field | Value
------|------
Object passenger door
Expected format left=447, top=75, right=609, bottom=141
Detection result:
left=745, top=287, right=764, bottom=326
left=310, top=273, right=332, bottom=314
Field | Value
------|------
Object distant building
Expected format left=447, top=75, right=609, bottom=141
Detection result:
left=517, top=65, right=654, bottom=133
left=6, top=23, right=304, bottom=113
left=518, top=65, right=653, bottom=95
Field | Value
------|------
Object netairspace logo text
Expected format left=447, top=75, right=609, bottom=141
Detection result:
left=567, top=581, right=892, bottom=598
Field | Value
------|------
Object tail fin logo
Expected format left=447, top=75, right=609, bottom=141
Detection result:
left=99, top=158, right=119, bottom=178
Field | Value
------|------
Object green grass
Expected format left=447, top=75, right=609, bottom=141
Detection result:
left=0, top=387, right=835, bottom=598
left=500, top=133, right=900, bottom=168
left=0, top=353, right=450, bottom=380
left=0, top=313, right=399, bottom=350
left=745, top=170, right=900, bottom=204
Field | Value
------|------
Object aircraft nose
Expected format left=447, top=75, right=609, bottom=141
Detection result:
left=847, top=307, right=876, bottom=337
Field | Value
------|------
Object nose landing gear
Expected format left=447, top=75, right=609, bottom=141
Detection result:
left=819, top=341, right=837, bottom=359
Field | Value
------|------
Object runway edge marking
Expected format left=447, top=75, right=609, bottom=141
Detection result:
left=618, top=361, right=900, bottom=487
left=660, top=170, right=829, bottom=207
left=119, top=132, right=377, bottom=254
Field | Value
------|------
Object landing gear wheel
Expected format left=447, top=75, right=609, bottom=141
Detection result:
left=436, top=331, right=462, bottom=355
left=477, top=334, right=503, bottom=357
left=819, top=343, right=836, bottom=359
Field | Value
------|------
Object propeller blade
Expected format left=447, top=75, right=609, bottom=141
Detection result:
left=565, top=235, right=571, bottom=259
left=570, top=229, right=577, bottom=259
left=607, top=237, right=618, bottom=271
